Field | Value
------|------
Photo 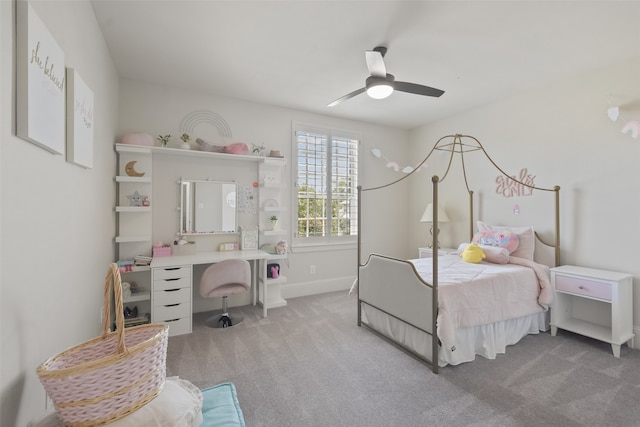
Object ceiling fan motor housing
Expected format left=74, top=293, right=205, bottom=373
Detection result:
left=366, top=73, right=395, bottom=90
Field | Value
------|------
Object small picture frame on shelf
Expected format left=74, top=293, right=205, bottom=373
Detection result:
left=240, top=226, right=258, bottom=250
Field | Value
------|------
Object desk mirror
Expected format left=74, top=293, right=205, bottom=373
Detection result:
left=180, top=179, right=237, bottom=234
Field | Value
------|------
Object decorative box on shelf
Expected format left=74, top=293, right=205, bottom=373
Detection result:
left=152, top=246, right=172, bottom=257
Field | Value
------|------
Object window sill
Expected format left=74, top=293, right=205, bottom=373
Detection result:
left=291, top=242, right=357, bottom=253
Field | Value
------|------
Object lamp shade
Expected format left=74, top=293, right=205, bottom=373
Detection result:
left=420, top=203, right=450, bottom=223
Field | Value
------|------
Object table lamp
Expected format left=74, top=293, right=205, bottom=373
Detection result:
left=420, top=203, right=450, bottom=248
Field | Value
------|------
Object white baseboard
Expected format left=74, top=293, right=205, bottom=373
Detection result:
left=281, top=276, right=354, bottom=299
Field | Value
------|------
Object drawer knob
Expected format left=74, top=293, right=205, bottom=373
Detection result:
left=578, top=285, right=585, bottom=289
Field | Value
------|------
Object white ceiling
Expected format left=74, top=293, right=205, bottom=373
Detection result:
left=90, top=1, right=640, bottom=130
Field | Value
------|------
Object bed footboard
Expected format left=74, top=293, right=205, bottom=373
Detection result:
left=358, top=253, right=438, bottom=372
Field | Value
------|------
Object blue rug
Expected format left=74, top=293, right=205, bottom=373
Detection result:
left=201, top=382, right=246, bottom=427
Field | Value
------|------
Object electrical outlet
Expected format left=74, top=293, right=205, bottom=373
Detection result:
left=310, top=265, right=316, bottom=275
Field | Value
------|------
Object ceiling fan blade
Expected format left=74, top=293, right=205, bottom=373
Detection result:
left=327, top=87, right=366, bottom=107
left=394, top=81, right=445, bottom=97
left=365, top=50, right=386, bottom=78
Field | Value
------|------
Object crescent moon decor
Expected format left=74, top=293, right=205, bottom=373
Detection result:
left=125, top=160, right=145, bottom=177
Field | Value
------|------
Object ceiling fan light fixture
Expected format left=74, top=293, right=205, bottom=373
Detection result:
left=366, top=75, right=395, bottom=99
left=366, top=84, right=394, bottom=99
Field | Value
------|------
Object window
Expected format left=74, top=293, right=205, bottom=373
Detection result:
left=293, top=123, right=359, bottom=246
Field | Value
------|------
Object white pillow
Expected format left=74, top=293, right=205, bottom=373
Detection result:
left=477, top=221, right=535, bottom=261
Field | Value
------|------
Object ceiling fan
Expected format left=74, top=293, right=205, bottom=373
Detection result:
left=327, top=46, right=444, bottom=107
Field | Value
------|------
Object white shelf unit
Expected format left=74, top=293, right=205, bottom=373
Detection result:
left=115, top=145, right=153, bottom=320
left=123, top=291, right=152, bottom=304
left=115, top=145, right=153, bottom=258
left=550, top=265, right=634, bottom=358
left=257, top=158, right=288, bottom=314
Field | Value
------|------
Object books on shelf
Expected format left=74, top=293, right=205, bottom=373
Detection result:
left=116, top=255, right=152, bottom=272
left=123, top=312, right=151, bottom=328
left=134, top=255, right=152, bottom=266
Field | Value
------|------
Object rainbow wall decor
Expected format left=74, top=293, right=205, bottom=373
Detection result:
left=608, top=106, right=639, bottom=139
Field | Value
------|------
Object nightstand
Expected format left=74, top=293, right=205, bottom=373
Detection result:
left=418, top=247, right=457, bottom=258
left=550, top=265, right=634, bottom=358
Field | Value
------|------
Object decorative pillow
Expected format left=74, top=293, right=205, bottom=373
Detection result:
left=457, top=243, right=510, bottom=264
left=460, top=243, right=486, bottom=263
left=477, top=221, right=535, bottom=261
left=472, top=230, right=519, bottom=254
left=224, top=142, right=249, bottom=155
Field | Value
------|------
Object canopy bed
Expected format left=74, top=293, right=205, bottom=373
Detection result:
left=356, top=134, right=561, bottom=374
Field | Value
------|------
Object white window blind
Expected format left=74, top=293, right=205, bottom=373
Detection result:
left=294, top=124, right=359, bottom=245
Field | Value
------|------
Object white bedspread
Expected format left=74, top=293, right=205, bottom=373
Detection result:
left=410, top=254, right=551, bottom=351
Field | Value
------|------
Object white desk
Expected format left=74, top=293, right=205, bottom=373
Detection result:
left=151, top=250, right=284, bottom=322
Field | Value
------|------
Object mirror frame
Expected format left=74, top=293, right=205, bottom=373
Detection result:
left=179, top=178, right=238, bottom=235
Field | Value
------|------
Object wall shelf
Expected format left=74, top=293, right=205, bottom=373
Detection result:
left=265, top=276, right=287, bottom=285
left=123, top=291, right=151, bottom=303
left=263, top=206, right=282, bottom=213
left=115, top=206, right=152, bottom=213
left=262, top=230, right=287, bottom=236
left=116, top=176, right=152, bottom=184
left=115, top=235, right=152, bottom=243
left=116, top=143, right=269, bottom=162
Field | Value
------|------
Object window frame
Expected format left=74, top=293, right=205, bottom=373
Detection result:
left=291, top=121, right=361, bottom=251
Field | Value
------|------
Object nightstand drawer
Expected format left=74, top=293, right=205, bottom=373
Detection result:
left=555, top=274, right=611, bottom=301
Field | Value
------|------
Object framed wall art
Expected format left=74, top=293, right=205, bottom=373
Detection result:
left=66, top=68, right=94, bottom=168
left=16, top=1, right=66, bottom=154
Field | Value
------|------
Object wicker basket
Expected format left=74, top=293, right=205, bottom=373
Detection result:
left=36, top=264, right=169, bottom=427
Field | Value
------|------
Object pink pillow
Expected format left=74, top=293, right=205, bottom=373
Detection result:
left=472, top=230, right=519, bottom=254
left=223, top=142, right=249, bottom=155
left=477, top=221, right=535, bottom=261
left=121, top=133, right=154, bottom=146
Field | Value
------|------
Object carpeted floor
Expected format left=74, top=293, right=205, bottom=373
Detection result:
left=166, top=291, right=640, bottom=426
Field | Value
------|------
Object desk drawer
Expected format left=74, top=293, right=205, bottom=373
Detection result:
left=154, top=287, right=190, bottom=305
left=555, top=274, right=611, bottom=301
left=153, top=266, right=191, bottom=280
left=163, top=317, right=191, bottom=336
left=153, top=276, right=190, bottom=291
left=153, top=302, right=191, bottom=321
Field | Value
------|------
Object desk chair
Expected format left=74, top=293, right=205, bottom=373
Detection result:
left=200, top=259, right=251, bottom=328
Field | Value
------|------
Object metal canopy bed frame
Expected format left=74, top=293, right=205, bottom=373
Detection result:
left=356, top=134, right=561, bottom=374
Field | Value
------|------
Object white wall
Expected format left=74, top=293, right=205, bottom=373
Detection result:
left=117, top=79, right=411, bottom=309
left=408, top=56, right=640, bottom=335
left=0, top=1, right=119, bottom=425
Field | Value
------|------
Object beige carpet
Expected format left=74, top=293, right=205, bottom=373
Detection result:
left=166, top=291, right=640, bottom=426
